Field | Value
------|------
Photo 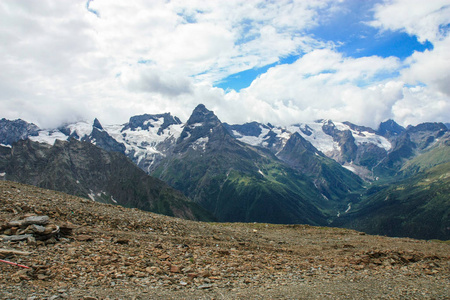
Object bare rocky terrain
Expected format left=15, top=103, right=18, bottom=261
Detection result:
left=1, top=180, right=449, bottom=299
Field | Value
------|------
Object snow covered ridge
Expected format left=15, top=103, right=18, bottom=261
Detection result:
left=29, top=121, right=93, bottom=145
left=15, top=115, right=391, bottom=155
left=15, top=114, right=395, bottom=176
left=28, top=115, right=184, bottom=173
left=230, top=120, right=392, bottom=156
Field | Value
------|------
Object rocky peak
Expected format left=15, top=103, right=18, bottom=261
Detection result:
left=123, top=113, right=182, bottom=134
left=224, top=122, right=265, bottom=137
left=377, top=119, right=405, bottom=138
left=406, top=122, right=448, bottom=133
left=185, top=104, right=220, bottom=127
left=0, top=118, right=40, bottom=146
left=282, top=132, right=319, bottom=155
left=343, top=121, right=376, bottom=134
left=177, top=104, right=229, bottom=147
left=93, top=118, right=104, bottom=131
left=321, top=120, right=357, bottom=163
left=404, top=122, right=448, bottom=151
left=299, top=124, right=313, bottom=136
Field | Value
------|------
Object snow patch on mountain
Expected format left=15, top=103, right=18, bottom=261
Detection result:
left=334, top=122, right=391, bottom=151
left=105, top=121, right=183, bottom=156
left=233, top=126, right=270, bottom=145
left=30, top=130, right=69, bottom=145
left=343, top=165, right=357, bottom=173
left=289, top=123, right=337, bottom=155
left=189, top=123, right=204, bottom=129
left=345, top=203, right=352, bottom=213
left=191, top=136, right=209, bottom=152
left=29, top=121, right=96, bottom=145
left=66, top=121, right=93, bottom=139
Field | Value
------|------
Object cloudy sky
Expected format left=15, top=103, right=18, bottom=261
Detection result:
left=1, top=0, right=449, bottom=129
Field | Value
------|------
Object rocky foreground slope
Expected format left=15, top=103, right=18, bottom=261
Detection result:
left=1, top=181, right=449, bottom=299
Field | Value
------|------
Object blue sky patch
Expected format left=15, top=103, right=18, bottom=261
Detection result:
left=216, top=0, right=435, bottom=92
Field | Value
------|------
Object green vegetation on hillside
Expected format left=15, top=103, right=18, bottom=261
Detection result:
left=334, top=162, right=450, bottom=240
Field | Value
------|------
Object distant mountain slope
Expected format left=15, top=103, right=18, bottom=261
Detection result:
left=152, top=105, right=358, bottom=224
left=0, top=118, right=39, bottom=146
left=0, top=138, right=213, bottom=221
left=400, top=139, right=450, bottom=177
left=374, top=122, right=449, bottom=177
left=107, top=113, right=183, bottom=173
left=333, top=161, right=450, bottom=240
left=226, top=119, right=392, bottom=179
left=277, top=132, right=363, bottom=202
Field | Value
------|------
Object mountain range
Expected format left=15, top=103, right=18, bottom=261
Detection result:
left=0, top=105, right=449, bottom=239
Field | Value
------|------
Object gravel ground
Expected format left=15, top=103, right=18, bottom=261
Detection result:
left=1, top=180, right=449, bottom=299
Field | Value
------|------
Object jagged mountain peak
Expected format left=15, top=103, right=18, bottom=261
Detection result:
left=123, top=113, right=182, bottom=133
left=176, top=105, right=231, bottom=151
left=285, top=132, right=320, bottom=154
left=224, top=121, right=270, bottom=138
left=406, top=122, right=448, bottom=133
left=377, top=119, right=405, bottom=137
left=0, top=118, right=40, bottom=146
left=343, top=121, right=376, bottom=134
left=93, top=118, right=103, bottom=130
left=186, top=104, right=220, bottom=126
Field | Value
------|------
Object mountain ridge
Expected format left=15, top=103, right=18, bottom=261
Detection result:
left=0, top=138, right=213, bottom=221
left=1, top=105, right=449, bottom=239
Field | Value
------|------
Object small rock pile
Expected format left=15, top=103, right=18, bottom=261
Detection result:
left=0, top=215, right=69, bottom=244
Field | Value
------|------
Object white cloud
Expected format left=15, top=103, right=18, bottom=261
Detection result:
left=0, top=0, right=448, bottom=130
left=367, top=0, right=450, bottom=125
left=221, top=49, right=404, bottom=128
left=121, top=65, right=193, bottom=96
left=402, top=37, right=450, bottom=97
left=369, top=0, right=450, bottom=43
left=1, top=0, right=338, bottom=128
left=392, top=86, right=450, bottom=125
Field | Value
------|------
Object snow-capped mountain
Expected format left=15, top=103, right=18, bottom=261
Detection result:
left=26, top=113, right=183, bottom=173
left=2, top=107, right=447, bottom=181
left=1, top=104, right=449, bottom=239
left=105, top=113, right=183, bottom=172
left=0, top=118, right=39, bottom=147
left=225, top=119, right=392, bottom=179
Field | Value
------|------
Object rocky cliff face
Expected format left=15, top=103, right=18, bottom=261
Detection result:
left=277, top=132, right=363, bottom=201
left=0, top=118, right=39, bottom=146
left=0, top=138, right=213, bottom=221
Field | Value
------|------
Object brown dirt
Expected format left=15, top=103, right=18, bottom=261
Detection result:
left=1, top=180, right=449, bottom=299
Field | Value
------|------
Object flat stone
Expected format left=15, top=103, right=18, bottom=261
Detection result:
left=36, top=274, right=47, bottom=280
left=75, top=235, right=93, bottom=241
left=7, top=220, right=23, bottom=227
left=2, top=234, right=33, bottom=242
left=198, top=284, right=213, bottom=289
left=25, top=224, right=46, bottom=234
left=115, top=239, right=129, bottom=245
left=22, top=216, right=50, bottom=226
left=170, top=265, right=181, bottom=273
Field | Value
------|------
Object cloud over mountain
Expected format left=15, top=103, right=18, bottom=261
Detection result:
left=0, top=0, right=448, bottom=128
